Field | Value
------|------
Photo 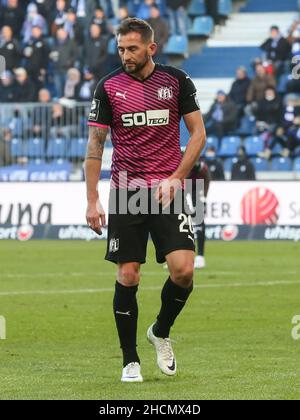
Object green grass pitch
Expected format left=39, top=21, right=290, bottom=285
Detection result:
left=0, top=240, right=299, bottom=400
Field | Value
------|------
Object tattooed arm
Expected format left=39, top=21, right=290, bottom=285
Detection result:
left=84, top=126, right=108, bottom=235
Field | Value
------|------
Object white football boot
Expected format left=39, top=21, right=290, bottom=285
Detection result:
left=147, top=324, right=176, bottom=376
left=121, top=362, right=143, bottom=383
left=194, top=255, right=206, bottom=269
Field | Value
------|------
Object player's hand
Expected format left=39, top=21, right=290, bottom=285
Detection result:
left=86, top=200, right=106, bottom=236
left=155, top=177, right=182, bottom=209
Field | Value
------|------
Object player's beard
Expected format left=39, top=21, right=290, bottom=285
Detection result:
left=123, top=55, right=150, bottom=75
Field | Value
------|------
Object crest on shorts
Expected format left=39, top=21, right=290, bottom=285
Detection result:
left=109, top=238, right=119, bottom=253
left=157, top=87, right=173, bottom=100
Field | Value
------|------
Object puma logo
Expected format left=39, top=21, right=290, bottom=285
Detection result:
left=116, top=310, right=131, bottom=316
left=116, top=91, right=127, bottom=100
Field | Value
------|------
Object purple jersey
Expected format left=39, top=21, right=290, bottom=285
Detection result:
left=88, top=64, right=200, bottom=188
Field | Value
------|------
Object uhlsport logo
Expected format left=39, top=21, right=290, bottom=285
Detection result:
left=221, top=225, right=239, bottom=241
left=241, top=187, right=280, bottom=225
left=17, top=224, right=34, bottom=241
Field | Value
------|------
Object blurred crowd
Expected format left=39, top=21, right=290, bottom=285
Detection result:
left=204, top=22, right=300, bottom=163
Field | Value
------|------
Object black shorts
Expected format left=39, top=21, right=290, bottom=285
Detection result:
left=105, top=188, right=195, bottom=264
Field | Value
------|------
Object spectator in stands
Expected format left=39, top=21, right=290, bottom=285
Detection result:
left=247, top=64, right=276, bottom=104
left=64, top=7, right=85, bottom=45
left=76, top=69, right=95, bottom=101
left=147, top=5, right=169, bottom=63
left=259, top=126, right=290, bottom=159
left=165, top=0, right=191, bottom=36
left=118, top=6, right=130, bottom=22
left=204, top=90, right=238, bottom=140
left=70, top=0, right=98, bottom=34
left=231, top=146, right=256, bottom=181
left=22, top=3, right=48, bottom=43
left=0, top=26, right=21, bottom=72
left=0, top=70, right=17, bottom=102
left=14, top=67, right=37, bottom=102
left=255, top=86, right=282, bottom=132
left=83, top=23, right=108, bottom=81
left=204, top=146, right=225, bottom=180
left=23, top=25, right=49, bottom=85
left=282, top=97, right=300, bottom=128
left=63, top=67, right=81, bottom=99
left=0, top=0, right=25, bottom=38
left=51, top=0, right=68, bottom=34
left=49, top=27, right=78, bottom=98
left=91, top=6, right=109, bottom=35
left=0, top=128, right=12, bottom=167
left=98, top=0, right=115, bottom=19
left=229, top=66, right=251, bottom=117
left=30, top=88, right=53, bottom=140
left=50, top=101, right=73, bottom=138
left=286, top=116, right=300, bottom=155
left=260, top=25, right=291, bottom=77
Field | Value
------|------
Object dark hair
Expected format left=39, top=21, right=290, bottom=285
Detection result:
left=116, top=18, right=154, bottom=43
left=270, top=25, right=279, bottom=31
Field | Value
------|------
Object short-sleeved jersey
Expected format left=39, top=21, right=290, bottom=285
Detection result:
left=88, top=64, right=200, bottom=188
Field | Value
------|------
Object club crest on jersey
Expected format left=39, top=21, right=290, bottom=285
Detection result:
left=157, top=87, right=173, bottom=100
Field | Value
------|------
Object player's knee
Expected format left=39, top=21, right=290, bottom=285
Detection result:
left=171, top=266, right=194, bottom=288
left=117, top=264, right=140, bottom=287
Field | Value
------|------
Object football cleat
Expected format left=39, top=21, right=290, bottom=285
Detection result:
left=147, top=324, right=176, bottom=376
left=121, top=362, right=143, bottom=383
left=194, top=255, right=206, bottom=269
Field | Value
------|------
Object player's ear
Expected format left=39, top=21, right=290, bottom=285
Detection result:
left=148, top=42, right=157, bottom=57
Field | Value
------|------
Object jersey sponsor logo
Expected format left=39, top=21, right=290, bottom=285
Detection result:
left=89, top=99, right=100, bottom=121
left=121, top=110, right=169, bottom=127
left=157, top=87, right=173, bottom=100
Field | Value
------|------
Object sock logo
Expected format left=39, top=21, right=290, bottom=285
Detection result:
left=116, top=311, right=131, bottom=316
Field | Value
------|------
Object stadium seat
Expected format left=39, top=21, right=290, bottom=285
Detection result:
left=218, top=0, right=232, bottom=16
left=107, top=37, right=117, bottom=55
left=251, top=157, right=269, bottom=171
left=201, top=136, right=219, bottom=156
left=223, top=157, right=238, bottom=172
left=164, top=35, right=189, bottom=57
left=10, top=138, right=25, bottom=158
left=188, top=0, right=206, bottom=17
left=28, top=158, right=46, bottom=166
left=294, top=157, right=300, bottom=172
left=236, top=115, right=256, bottom=136
left=188, top=16, right=214, bottom=37
left=277, top=73, right=290, bottom=94
left=271, top=157, right=293, bottom=171
left=244, top=136, right=264, bottom=156
left=46, top=138, right=68, bottom=159
left=219, top=136, right=241, bottom=157
left=68, top=138, right=87, bottom=159
left=271, top=142, right=283, bottom=156
left=27, top=138, right=46, bottom=159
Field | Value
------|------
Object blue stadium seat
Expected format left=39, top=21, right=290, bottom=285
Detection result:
left=188, top=0, right=206, bottom=17
left=28, top=159, right=46, bottom=166
left=271, top=157, right=293, bottom=171
left=46, top=138, right=68, bottom=159
left=244, top=136, right=264, bottom=156
left=68, top=138, right=87, bottom=159
left=223, top=157, right=238, bottom=172
left=201, top=136, right=219, bottom=156
left=27, top=138, right=45, bottom=158
left=219, top=136, right=241, bottom=157
left=188, top=16, right=214, bottom=37
left=294, top=157, right=300, bottom=172
left=218, top=0, right=232, bottom=16
left=107, top=37, right=117, bottom=55
left=251, top=157, right=269, bottom=171
left=236, top=115, right=256, bottom=136
left=180, top=119, right=190, bottom=147
left=271, top=142, right=283, bottom=156
left=164, top=35, right=189, bottom=57
left=10, top=138, right=25, bottom=158
left=277, top=73, right=290, bottom=94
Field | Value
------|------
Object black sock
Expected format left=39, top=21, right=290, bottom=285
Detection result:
left=196, top=222, right=205, bottom=256
left=113, top=281, right=140, bottom=367
left=153, top=277, right=193, bottom=339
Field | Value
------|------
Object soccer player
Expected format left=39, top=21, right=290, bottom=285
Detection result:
left=85, top=18, right=206, bottom=382
left=187, top=158, right=211, bottom=269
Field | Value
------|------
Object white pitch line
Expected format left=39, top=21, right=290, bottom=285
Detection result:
left=0, top=280, right=299, bottom=297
